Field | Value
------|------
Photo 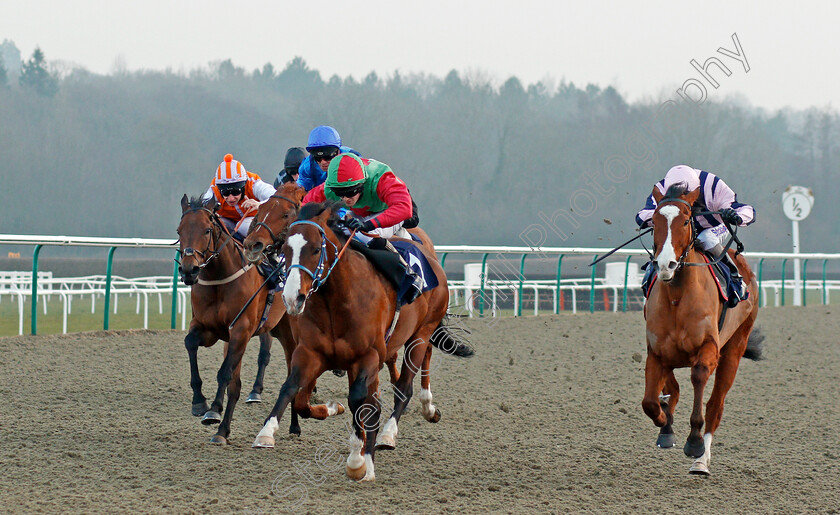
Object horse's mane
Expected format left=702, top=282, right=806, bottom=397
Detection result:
left=297, top=200, right=349, bottom=241
left=663, top=182, right=689, bottom=200
left=276, top=181, right=305, bottom=200
left=186, top=195, right=218, bottom=211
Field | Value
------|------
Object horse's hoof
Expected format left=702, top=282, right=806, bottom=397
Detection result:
left=201, top=411, right=222, bottom=425
left=346, top=462, right=367, bottom=481
left=209, top=434, right=228, bottom=445
left=656, top=433, right=676, bottom=448
left=375, top=435, right=396, bottom=451
left=246, top=392, right=262, bottom=403
left=689, top=462, right=710, bottom=476
left=327, top=401, right=345, bottom=416
left=252, top=435, right=275, bottom=449
left=289, top=424, right=301, bottom=436
left=191, top=401, right=209, bottom=417
left=428, top=407, right=442, bottom=423
left=683, top=438, right=705, bottom=458
left=332, top=369, right=346, bottom=377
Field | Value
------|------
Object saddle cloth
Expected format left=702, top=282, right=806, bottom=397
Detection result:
left=349, top=239, right=439, bottom=304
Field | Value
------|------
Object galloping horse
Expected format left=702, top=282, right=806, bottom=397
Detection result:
left=177, top=195, right=296, bottom=444
left=642, top=184, right=763, bottom=475
left=242, top=182, right=459, bottom=398
left=253, top=202, right=458, bottom=481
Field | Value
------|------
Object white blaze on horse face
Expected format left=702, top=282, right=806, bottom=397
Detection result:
left=283, top=233, right=307, bottom=312
left=656, top=205, right=681, bottom=281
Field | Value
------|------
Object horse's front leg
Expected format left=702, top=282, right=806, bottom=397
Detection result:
left=656, top=371, right=680, bottom=449
left=345, top=352, right=381, bottom=481
left=204, top=328, right=251, bottom=444
left=642, top=351, right=671, bottom=446
left=252, top=346, right=326, bottom=448
left=246, top=333, right=272, bottom=403
left=690, top=332, right=745, bottom=476
left=184, top=326, right=215, bottom=417
left=685, top=340, right=719, bottom=461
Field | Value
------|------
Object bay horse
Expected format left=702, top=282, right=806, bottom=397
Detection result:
left=242, top=183, right=461, bottom=406
left=177, top=195, right=303, bottom=443
left=642, top=184, right=763, bottom=475
left=252, top=202, right=458, bottom=481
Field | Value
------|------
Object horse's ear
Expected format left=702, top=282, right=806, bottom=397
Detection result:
left=685, top=187, right=701, bottom=205
left=202, top=196, right=220, bottom=212
left=293, top=184, right=306, bottom=203
left=651, top=185, right=664, bottom=204
left=180, top=194, right=189, bottom=212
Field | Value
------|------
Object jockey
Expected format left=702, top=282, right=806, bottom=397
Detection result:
left=636, top=165, right=756, bottom=302
left=296, top=125, right=361, bottom=191
left=203, top=153, right=275, bottom=240
left=273, top=147, right=307, bottom=188
left=302, top=153, right=424, bottom=302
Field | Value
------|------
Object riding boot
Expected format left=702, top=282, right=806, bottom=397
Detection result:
left=641, top=261, right=656, bottom=297
left=711, top=244, right=747, bottom=302
left=369, top=237, right=423, bottom=303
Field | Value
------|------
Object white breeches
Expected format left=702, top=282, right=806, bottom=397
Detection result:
left=696, top=225, right=729, bottom=252
left=352, top=219, right=408, bottom=244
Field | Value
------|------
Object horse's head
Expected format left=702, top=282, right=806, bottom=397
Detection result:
left=281, top=201, right=344, bottom=315
left=177, top=194, right=220, bottom=285
left=651, top=184, right=700, bottom=283
left=243, top=182, right=306, bottom=263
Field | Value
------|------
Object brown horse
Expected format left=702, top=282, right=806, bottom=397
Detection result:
left=252, top=202, right=457, bottom=481
left=642, top=184, right=763, bottom=475
left=242, top=183, right=456, bottom=396
left=177, top=195, right=299, bottom=444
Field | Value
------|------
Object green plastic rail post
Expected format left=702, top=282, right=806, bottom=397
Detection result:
left=478, top=253, right=489, bottom=317
left=757, top=258, right=764, bottom=307
left=554, top=254, right=564, bottom=314
left=781, top=258, right=787, bottom=307
left=590, top=255, right=598, bottom=313
left=802, top=259, right=809, bottom=307
left=622, top=255, right=632, bottom=312
left=30, top=244, right=43, bottom=335
left=103, top=247, right=117, bottom=330
left=171, top=250, right=181, bottom=329
left=822, top=259, right=828, bottom=305
left=440, top=252, right=448, bottom=268
left=517, top=253, right=528, bottom=317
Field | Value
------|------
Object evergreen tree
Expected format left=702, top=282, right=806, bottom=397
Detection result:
left=0, top=54, right=7, bottom=88
left=19, top=47, right=58, bottom=97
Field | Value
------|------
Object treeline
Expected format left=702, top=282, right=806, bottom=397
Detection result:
left=1, top=50, right=838, bottom=252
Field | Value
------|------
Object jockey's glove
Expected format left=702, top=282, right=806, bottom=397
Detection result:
left=346, top=217, right=374, bottom=232
left=720, top=208, right=742, bottom=226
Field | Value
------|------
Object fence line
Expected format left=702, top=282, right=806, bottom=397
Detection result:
left=3, top=234, right=839, bottom=334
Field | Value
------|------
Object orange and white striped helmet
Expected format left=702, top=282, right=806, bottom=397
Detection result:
left=215, top=154, right=248, bottom=184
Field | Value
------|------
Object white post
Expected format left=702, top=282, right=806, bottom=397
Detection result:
left=792, top=220, right=801, bottom=306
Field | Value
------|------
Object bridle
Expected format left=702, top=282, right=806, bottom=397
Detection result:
left=287, top=220, right=356, bottom=301
left=177, top=206, right=237, bottom=273
left=249, top=194, right=300, bottom=253
left=654, top=197, right=742, bottom=271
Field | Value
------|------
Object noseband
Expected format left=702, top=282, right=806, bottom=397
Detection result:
left=250, top=194, right=300, bottom=251
left=286, top=220, right=342, bottom=300
left=655, top=197, right=698, bottom=271
left=177, top=207, right=236, bottom=272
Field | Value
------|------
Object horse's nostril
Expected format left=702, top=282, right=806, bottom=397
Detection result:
left=668, top=262, right=678, bottom=271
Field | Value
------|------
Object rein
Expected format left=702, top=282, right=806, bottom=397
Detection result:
left=288, top=220, right=356, bottom=300
left=177, top=206, right=247, bottom=281
left=249, top=194, right=301, bottom=251
left=654, top=198, right=742, bottom=270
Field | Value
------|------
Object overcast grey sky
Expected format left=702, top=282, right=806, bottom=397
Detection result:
left=1, top=0, right=836, bottom=111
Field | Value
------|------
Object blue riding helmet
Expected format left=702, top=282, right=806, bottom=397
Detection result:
left=306, top=126, right=341, bottom=150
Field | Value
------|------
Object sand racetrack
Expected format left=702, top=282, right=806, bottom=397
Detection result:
left=1, top=306, right=839, bottom=514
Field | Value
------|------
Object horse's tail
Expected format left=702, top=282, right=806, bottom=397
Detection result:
left=743, top=326, right=765, bottom=361
left=429, top=319, right=474, bottom=358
